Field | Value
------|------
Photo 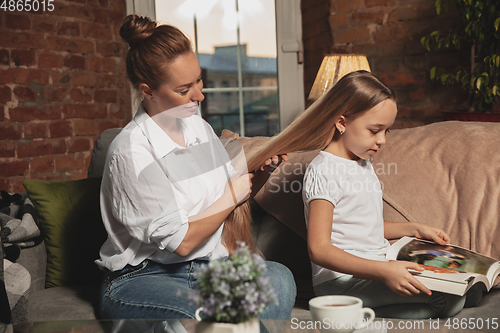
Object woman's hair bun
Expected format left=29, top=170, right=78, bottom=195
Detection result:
left=120, top=15, right=157, bottom=48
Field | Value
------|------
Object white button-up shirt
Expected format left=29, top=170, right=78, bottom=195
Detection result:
left=96, top=105, right=240, bottom=271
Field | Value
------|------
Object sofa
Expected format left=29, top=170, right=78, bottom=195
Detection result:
left=7, top=120, right=500, bottom=327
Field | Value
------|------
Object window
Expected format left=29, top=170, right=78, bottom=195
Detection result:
left=127, top=0, right=304, bottom=137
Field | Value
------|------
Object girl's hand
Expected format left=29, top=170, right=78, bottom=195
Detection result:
left=225, top=172, right=253, bottom=206
left=413, top=223, right=450, bottom=245
left=258, top=154, right=289, bottom=172
left=381, top=261, right=432, bottom=297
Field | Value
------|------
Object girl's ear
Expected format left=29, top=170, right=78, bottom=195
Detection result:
left=139, top=83, right=154, bottom=100
left=335, top=116, right=346, bottom=134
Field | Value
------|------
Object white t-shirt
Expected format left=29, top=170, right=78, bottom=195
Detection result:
left=302, top=151, right=390, bottom=286
left=96, top=105, right=241, bottom=271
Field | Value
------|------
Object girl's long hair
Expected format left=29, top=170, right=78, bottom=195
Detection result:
left=222, top=70, right=396, bottom=255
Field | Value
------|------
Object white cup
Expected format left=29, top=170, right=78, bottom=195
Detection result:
left=309, top=295, right=375, bottom=333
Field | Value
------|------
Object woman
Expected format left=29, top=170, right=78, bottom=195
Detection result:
left=96, top=15, right=296, bottom=320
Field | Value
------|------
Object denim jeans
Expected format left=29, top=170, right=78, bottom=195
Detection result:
left=314, top=275, right=483, bottom=319
left=99, top=259, right=296, bottom=320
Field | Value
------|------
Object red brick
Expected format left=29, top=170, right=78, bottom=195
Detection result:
left=81, top=22, right=113, bottom=40
left=11, top=49, right=36, bottom=66
left=0, top=31, right=45, bottom=49
left=57, top=22, right=81, bottom=37
left=38, top=52, right=64, bottom=68
left=31, top=156, right=55, bottom=175
left=337, top=0, right=363, bottom=12
left=64, top=55, right=86, bottom=70
left=0, top=161, right=29, bottom=177
left=32, top=16, right=56, bottom=33
left=9, top=105, right=62, bottom=122
left=92, top=8, right=122, bottom=25
left=0, top=123, right=21, bottom=140
left=379, top=72, right=427, bottom=87
left=66, top=170, right=87, bottom=181
left=352, top=11, right=385, bottom=25
left=46, top=36, right=94, bottom=54
left=11, top=178, right=26, bottom=193
left=68, top=0, right=87, bottom=4
left=409, top=88, right=427, bottom=101
left=96, top=119, right=121, bottom=134
left=333, top=27, right=371, bottom=44
left=0, top=68, right=50, bottom=84
left=365, top=0, right=399, bottom=8
left=73, top=119, right=97, bottom=136
left=49, top=120, right=73, bottom=138
left=329, top=13, right=350, bottom=27
left=53, top=3, right=93, bottom=21
left=68, top=137, right=91, bottom=153
left=63, top=104, right=107, bottom=119
left=0, top=86, right=12, bottom=103
left=13, top=86, right=36, bottom=102
left=0, top=141, right=15, bottom=158
left=5, top=13, right=31, bottom=30
left=17, top=139, right=67, bottom=158
left=24, top=122, right=49, bottom=139
left=45, top=86, right=69, bottom=102
left=88, top=0, right=110, bottom=7
left=69, top=88, right=91, bottom=102
left=97, top=74, right=125, bottom=88
left=95, top=89, right=117, bottom=103
left=87, top=57, right=115, bottom=73
left=55, top=154, right=85, bottom=172
left=0, top=49, right=9, bottom=65
left=72, top=73, right=97, bottom=87
left=96, top=41, right=126, bottom=57
left=52, top=70, right=72, bottom=86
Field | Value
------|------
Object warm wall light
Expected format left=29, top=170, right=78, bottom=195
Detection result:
left=308, top=54, right=371, bottom=100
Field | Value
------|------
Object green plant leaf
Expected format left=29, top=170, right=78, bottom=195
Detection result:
left=495, top=17, right=500, bottom=31
left=436, top=0, right=442, bottom=15
left=430, top=67, right=437, bottom=80
left=476, top=77, right=483, bottom=90
left=493, top=85, right=499, bottom=96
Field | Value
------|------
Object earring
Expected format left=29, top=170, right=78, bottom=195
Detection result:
left=151, top=97, right=155, bottom=101
left=340, top=130, right=344, bottom=135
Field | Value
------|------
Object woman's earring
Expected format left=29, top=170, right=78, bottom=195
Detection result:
left=151, top=97, right=155, bottom=101
left=340, top=130, right=344, bottom=135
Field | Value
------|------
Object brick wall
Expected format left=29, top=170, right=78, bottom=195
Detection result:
left=0, top=0, right=131, bottom=193
left=302, top=0, right=470, bottom=128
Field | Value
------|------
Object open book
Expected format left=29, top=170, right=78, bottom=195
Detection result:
left=386, top=237, right=500, bottom=296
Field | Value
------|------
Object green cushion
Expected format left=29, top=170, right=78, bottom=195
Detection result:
left=23, top=177, right=107, bottom=288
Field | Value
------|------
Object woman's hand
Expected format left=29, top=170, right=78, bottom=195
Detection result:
left=225, top=172, right=253, bottom=206
left=258, top=154, right=289, bottom=172
left=381, top=261, right=432, bottom=296
left=413, top=223, right=450, bottom=245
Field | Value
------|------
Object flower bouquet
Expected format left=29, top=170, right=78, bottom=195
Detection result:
left=189, top=242, right=277, bottom=332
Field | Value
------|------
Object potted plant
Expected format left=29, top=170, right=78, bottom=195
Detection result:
left=189, top=242, right=277, bottom=333
left=421, top=0, right=500, bottom=120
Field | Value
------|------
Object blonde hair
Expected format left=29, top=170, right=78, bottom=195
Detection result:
left=222, top=70, right=396, bottom=255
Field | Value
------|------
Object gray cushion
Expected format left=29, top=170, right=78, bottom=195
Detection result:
left=28, top=284, right=99, bottom=322
left=87, top=128, right=122, bottom=178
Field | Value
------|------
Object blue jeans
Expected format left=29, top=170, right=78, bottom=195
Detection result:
left=99, top=259, right=296, bottom=320
left=314, top=275, right=483, bottom=319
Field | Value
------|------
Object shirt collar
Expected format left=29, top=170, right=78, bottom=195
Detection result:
left=133, top=105, right=201, bottom=159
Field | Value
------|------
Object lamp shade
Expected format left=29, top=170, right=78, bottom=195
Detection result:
left=308, top=54, right=371, bottom=100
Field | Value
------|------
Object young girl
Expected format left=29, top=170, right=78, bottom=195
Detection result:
left=96, top=15, right=296, bottom=320
left=299, top=70, right=481, bottom=319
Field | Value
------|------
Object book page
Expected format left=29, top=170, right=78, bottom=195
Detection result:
left=395, top=237, right=498, bottom=276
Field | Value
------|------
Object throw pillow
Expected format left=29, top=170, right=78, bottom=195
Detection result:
left=22, top=177, right=107, bottom=288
